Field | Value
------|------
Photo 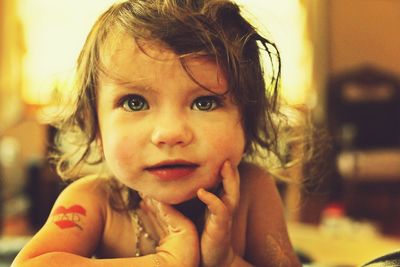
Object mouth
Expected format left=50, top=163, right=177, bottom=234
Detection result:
left=145, top=160, right=199, bottom=181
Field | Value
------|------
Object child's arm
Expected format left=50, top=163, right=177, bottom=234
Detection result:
left=243, top=163, right=301, bottom=267
left=12, top=177, right=200, bottom=267
left=11, top=177, right=106, bottom=267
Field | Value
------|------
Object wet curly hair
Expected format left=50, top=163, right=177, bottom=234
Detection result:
left=50, top=0, right=283, bottom=182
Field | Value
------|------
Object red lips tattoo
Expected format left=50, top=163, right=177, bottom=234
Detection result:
left=52, top=205, right=86, bottom=230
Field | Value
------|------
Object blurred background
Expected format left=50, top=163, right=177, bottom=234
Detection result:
left=0, top=0, right=400, bottom=266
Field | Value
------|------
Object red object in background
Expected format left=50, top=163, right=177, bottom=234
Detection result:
left=323, top=202, right=345, bottom=218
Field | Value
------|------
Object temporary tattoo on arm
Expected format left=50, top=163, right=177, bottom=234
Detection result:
left=264, top=234, right=291, bottom=267
left=51, top=205, right=86, bottom=230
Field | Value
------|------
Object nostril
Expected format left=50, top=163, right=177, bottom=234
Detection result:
left=150, top=126, right=193, bottom=147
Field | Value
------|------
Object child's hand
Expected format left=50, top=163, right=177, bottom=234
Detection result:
left=142, top=198, right=200, bottom=267
left=197, top=161, right=240, bottom=267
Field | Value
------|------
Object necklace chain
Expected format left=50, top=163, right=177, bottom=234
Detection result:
left=132, top=209, right=157, bottom=257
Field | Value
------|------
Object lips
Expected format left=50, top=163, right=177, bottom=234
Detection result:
left=145, top=160, right=199, bottom=181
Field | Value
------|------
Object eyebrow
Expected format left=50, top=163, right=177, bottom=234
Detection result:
left=113, top=79, right=227, bottom=96
left=112, top=79, right=156, bottom=93
left=103, top=69, right=229, bottom=97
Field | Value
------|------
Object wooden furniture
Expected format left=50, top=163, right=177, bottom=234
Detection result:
left=325, top=65, right=400, bottom=235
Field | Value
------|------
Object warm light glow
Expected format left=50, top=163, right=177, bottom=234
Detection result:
left=18, top=0, right=312, bottom=106
left=237, top=0, right=313, bottom=105
left=17, top=0, right=116, bottom=105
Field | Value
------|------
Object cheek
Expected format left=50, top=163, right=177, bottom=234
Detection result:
left=102, top=133, right=139, bottom=172
left=206, top=121, right=245, bottom=166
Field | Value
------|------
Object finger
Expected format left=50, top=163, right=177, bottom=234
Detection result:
left=220, top=161, right=240, bottom=211
left=156, top=201, right=196, bottom=234
left=197, top=188, right=230, bottom=226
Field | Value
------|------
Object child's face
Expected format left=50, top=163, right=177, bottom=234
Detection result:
left=97, top=36, right=245, bottom=204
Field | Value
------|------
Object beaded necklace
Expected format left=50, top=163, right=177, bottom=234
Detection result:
left=131, top=209, right=157, bottom=257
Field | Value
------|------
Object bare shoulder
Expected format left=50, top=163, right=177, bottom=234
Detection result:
left=238, top=161, right=301, bottom=266
left=52, top=175, right=118, bottom=229
left=61, top=175, right=112, bottom=199
left=238, top=161, right=286, bottom=225
left=13, top=175, right=114, bottom=263
left=237, top=161, right=285, bottom=229
left=238, top=161, right=277, bottom=200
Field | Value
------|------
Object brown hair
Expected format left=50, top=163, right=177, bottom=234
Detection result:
left=50, top=0, right=283, bottom=184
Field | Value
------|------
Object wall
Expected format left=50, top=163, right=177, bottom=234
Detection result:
left=0, top=0, right=24, bottom=133
left=296, top=0, right=400, bottom=225
left=299, top=0, right=400, bottom=227
left=329, top=0, right=400, bottom=75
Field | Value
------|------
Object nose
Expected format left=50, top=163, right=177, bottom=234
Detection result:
left=150, top=112, right=193, bottom=147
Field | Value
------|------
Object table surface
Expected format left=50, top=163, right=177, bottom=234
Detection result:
left=288, top=221, right=400, bottom=266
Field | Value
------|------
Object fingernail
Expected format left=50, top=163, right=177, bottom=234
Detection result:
left=197, top=188, right=204, bottom=196
left=224, top=160, right=232, bottom=171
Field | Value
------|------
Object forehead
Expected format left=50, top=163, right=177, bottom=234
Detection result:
left=99, top=32, right=228, bottom=92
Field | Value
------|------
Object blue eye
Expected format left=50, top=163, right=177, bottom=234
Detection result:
left=122, top=95, right=149, bottom=111
left=192, top=96, right=221, bottom=111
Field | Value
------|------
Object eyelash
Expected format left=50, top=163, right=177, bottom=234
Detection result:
left=191, top=95, right=223, bottom=111
left=118, top=94, right=224, bottom=112
left=120, top=94, right=149, bottom=112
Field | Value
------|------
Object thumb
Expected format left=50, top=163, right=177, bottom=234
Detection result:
left=156, top=201, right=195, bottom=233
